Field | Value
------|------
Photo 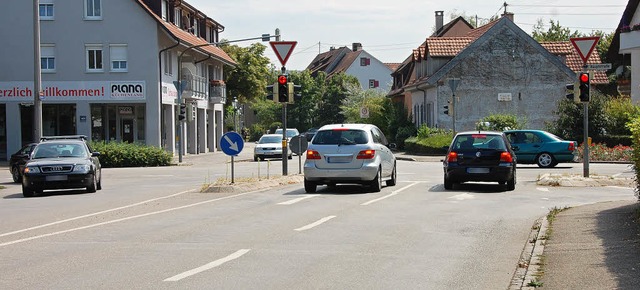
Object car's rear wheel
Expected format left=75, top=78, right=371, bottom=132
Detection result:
left=304, top=179, right=317, bottom=193
left=369, top=168, right=382, bottom=192
left=506, top=173, right=516, bottom=191
left=11, top=166, right=21, bottom=183
left=386, top=162, right=397, bottom=186
left=22, top=184, right=34, bottom=197
left=444, top=175, right=453, bottom=190
left=536, top=152, right=556, bottom=168
left=86, top=174, right=97, bottom=193
left=97, top=173, right=102, bottom=190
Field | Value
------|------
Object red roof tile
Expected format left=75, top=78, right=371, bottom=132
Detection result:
left=540, top=42, right=608, bottom=84
left=136, top=0, right=236, bottom=66
left=426, top=37, right=474, bottom=57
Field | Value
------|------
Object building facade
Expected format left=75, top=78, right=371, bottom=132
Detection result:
left=0, top=0, right=236, bottom=159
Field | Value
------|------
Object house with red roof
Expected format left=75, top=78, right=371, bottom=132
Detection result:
left=389, top=13, right=607, bottom=131
left=0, top=0, right=236, bottom=159
left=306, top=43, right=394, bottom=92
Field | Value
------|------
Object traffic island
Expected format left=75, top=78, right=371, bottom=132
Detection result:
left=536, top=173, right=635, bottom=187
left=201, top=175, right=304, bottom=193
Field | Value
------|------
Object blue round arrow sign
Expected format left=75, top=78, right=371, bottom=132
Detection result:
left=220, top=131, right=244, bottom=156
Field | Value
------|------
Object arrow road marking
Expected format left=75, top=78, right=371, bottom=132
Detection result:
left=223, top=135, right=239, bottom=152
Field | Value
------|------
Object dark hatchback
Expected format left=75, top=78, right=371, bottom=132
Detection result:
left=443, top=131, right=516, bottom=191
left=22, top=138, right=102, bottom=197
left=9, top=142, right=38, bottom=183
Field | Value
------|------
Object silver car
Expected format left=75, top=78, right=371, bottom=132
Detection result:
left=303, top=124, right=397, bottom=193
left=254, top=134, right=292, bottom=161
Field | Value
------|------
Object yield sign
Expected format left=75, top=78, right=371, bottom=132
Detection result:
left=570, top=37, right=600, bottom=64
left=269, top=41, right=297, bottom=66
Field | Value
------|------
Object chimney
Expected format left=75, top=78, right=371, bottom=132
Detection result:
left=330, top=46, right=336, bottom=51
left=435, top=11, right=444, bottom=33
left=352, top=43, right=362, bottom=51
left=502, top=12, right=514, bottom=22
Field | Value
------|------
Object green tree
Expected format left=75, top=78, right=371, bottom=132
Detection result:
left=532, top=19, right=582, bottom=42
left=546, top=91, right=609, bottom=143
left=284, top=70, right=322, bottom=132
left=316, top=72, right=359, bottom=126
left=475, top=114, right=525, bottom=131
left=340, top=84, right=390, bottom=134
left=221, top=42, right=272, bottom=104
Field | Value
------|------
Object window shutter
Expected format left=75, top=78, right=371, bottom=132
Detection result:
left=366, top=58, right=371, bottom=66
left=110, top=46, right=127, bottom=61
left=374, top=80, right=379, bottom=88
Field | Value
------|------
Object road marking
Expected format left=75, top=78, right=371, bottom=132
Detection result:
left=536, top=187, right=550, bottom=192
left=164, top=249, right=251, bottom=282
left=360, top=182, right=420, bottom=206
left=448, top=193, right=475, bottom=200
left=0, top=190, right=264, bottom=247
left=612, top=173, right=622, bottom=178
left=294, top=216, right=336, bottom=231
left=278, top=194, right=319, bottom=205
left=0, top=189, right=197, bottom=238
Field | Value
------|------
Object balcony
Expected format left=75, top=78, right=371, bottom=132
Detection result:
left=619, top=28, right=640, bottom=53
left=180, top=72, right=207, bottom=101
left=209, top=80, right=226, bottom=104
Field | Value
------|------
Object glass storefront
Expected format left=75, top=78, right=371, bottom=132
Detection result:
left=90, top=104, right=145, bottom=143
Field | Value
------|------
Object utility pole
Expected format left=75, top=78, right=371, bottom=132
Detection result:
left=33, top=0, right=42, bottom=141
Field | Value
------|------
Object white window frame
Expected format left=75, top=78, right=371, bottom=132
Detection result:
left=85, top=44, right=103, bottom=72
left=192, top=18, right=198, bottom=36
left=164, top=50, right=173, bottom=76
left=174, top=8, right=181, bottom=27
left=110, top=44, right=128, bottom=72
left=39, top=1, right=54, bottom=20
left=40, top=44, right=55, bottom=73
left=84, top=0, right=102, bottom=20
left=161, top=0, right=167, bottom=21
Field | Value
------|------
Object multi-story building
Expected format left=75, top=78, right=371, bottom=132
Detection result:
left=0, top=0, right=236, bottom=159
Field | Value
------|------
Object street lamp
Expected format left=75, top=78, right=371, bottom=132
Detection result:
left=174, top=30, right=280, bottom=163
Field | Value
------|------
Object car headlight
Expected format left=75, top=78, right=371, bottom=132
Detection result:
left=73, top=164, right=91, bottom=173
left=24, top=166, right=40, bottom=174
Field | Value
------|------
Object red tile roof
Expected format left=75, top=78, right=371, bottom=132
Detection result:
left=136, top=0, right=236, bottom=66
left=385, top=63, right=401, bottom=71
left=425, top=37, right=474, bottom=57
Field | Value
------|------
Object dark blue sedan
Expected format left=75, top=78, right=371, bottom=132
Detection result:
left=504, top=130, right=578, bottom=168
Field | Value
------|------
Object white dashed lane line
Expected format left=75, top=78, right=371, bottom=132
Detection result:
left=294, top=216, right=336, bottom=231
left=278, top=194, right=319, bottom=205
left=164, top=249, right=251, bottom=282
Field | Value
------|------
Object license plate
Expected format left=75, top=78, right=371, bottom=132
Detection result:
left=327, top=156, right=351, bottom=163
left=46, top=175, right=68, bottom=181
left=467, top=167, right=490, bottom=174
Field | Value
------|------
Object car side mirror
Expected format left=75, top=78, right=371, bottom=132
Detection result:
left=92, top=152, right=101, bottom=157
left=388, top=143, right=397, bottom=150
left=511, top=145, right=519, bottom=151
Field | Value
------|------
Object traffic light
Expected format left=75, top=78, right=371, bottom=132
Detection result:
left=277, top=74, right=288, bottom=103
left=188, top=103, right=196, bottom=121
left=565, top=83, right=577, bottom=102
left=178, top=103, right=186, bottom=121
left=443, top=100, right=452, bottom=116
left=288, top=83, right=302, bottom=103
left=266, top=84, right=274, bottom=101
left=578, top=72, right=590, bottom=102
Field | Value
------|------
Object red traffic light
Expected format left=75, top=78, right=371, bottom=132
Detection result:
left=278, top=75, right=288, bottom=85
left=579, top=73, right=589, bottom=83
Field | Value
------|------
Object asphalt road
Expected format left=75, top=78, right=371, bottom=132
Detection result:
left=0, top=157, right=635, bottom=289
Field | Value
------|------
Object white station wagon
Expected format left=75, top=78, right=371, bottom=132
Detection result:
left=303, top=124, right=397, bottom=193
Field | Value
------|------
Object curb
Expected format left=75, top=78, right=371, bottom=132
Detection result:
left=509, top=216, right=548, bottom=289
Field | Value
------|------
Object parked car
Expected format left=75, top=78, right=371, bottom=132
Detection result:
left=304, top=128, right=319, bottom=141
left=443, top=131, right=516, bottom=191
left=303, top=123, right=397, bottom=193
left=274, top=128, right=300, bottom=141
left=503, top=130, right=578, bottom=168
left=9, top=142, right=38, bottom=183
left=21, top=136, right=102, bottom=197
left=254, top=134, right=292, bottom=161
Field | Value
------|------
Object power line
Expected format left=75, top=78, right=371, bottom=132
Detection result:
left=511, top=4, right=625, bottom=8
left=516, top=22, right=617, bottom=31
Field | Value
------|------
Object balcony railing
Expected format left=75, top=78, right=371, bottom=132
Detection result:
left=209, top=80, right=226, bottom=104
left=180, top=73, right=207, bottom=101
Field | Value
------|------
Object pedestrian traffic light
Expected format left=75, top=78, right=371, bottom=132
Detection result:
left=178, top=103, right=186, bottom=121
left=277, top=75, right=288, bottom=103
left=565, top=83, right=577, bottom=102
left=266, top=84, right=274, bottom=101
left=578, top=72, right=590, bottom=102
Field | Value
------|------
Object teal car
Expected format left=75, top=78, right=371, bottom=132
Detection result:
left=504, top=130, right=578, bottom=168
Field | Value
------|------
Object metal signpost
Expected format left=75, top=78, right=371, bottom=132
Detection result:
left=570, top=36, right=600, bottom=178
left=269, top=39, right=297, bottom=176
left=289, top=135, right=308, bottom=174
left=220, top=131, right=245, bottom=184
left=447, top=78, right=460, bottom=134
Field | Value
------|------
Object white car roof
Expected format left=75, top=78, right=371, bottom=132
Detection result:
left=318, top=123, right=372, bottom=130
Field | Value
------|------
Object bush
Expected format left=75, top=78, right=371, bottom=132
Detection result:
left=475, top=114, right=524, bottom=131
left=395, top=126, right=417, bottom=150
left=626, top=116, right=640, bottom=199
left=404, top=131, right=453, bottom=155
left=89, top=141, right=172, bottom=168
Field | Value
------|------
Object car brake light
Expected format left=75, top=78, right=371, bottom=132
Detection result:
left=568, top=142, right=575, bottom=151
left=356, top=149, right=375, bottom=159
left=500, top=152, right=513, bottom=163
left=306, top=150, right=321, bottom=160
left=447, top=151, right=458, bottom=162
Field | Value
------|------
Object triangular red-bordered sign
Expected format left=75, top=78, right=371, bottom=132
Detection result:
left=570, top=37, right=600, bottom=64
left=269, top=41, right=297, bottom=67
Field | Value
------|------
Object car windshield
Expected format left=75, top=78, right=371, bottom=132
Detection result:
left=32, top=143, right=86, bottom=159
left=275, top=129, right=298, bottom=138
left=312, top=129, right=368, bottom=145
left=259, top=136, right=282, bottom=144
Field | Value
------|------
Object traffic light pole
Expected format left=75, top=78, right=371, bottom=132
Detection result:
left=281, top=66, right=288, bottom=176
left=583, top=100, right=589, bottom=177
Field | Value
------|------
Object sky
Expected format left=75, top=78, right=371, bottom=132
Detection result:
left=188, top=0, right=629, bottom=71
